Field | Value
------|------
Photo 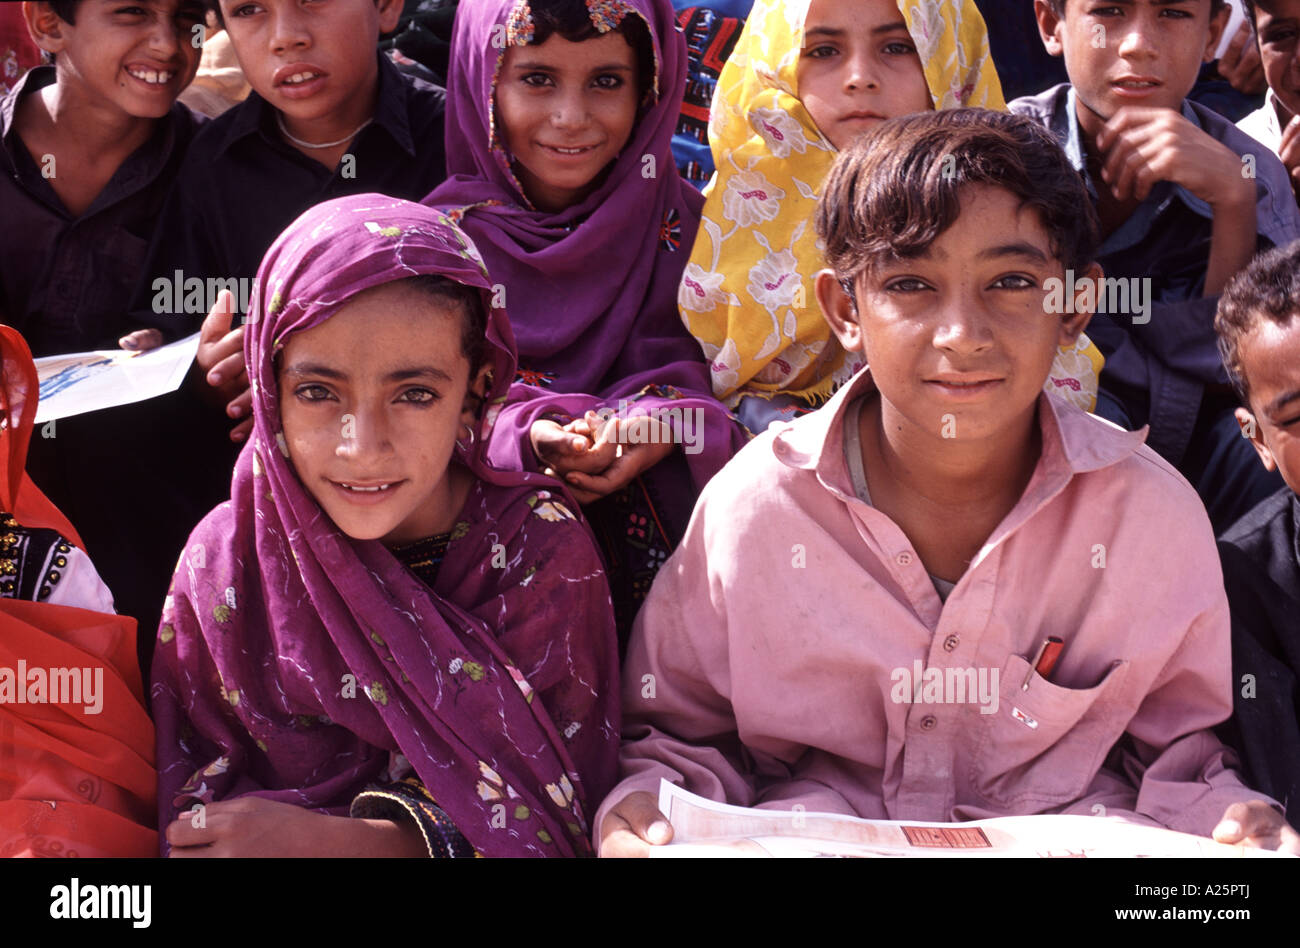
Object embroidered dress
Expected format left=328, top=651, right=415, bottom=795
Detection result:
left=681, top=0, right=1105, bottom=416
left=151, top=197, right=619, bottom=857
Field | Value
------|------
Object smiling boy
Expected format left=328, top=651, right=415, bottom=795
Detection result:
left=0, top=0, right=203, bottom=356
left=0, top=0, right=207, bottom=678
left=597, top=110, right=1295, bottom=856
left=1012, top=0, right=1300, bottom=533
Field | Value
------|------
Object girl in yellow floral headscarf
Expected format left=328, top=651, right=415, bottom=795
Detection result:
left=681, top=0, right=1104, bottom=429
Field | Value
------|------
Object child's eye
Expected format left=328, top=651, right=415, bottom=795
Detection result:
left=1159, top=7, right=1193, bottom=18
left=804, top=44, right=838, bottom=59
left=294, top=384, right=334, bottom=402
left=884, top=277, right=931, bottom=292
left=1089, top=6, right=1123, bottom=17
left=992, top=274, right=1037, bottom=290
left=398, top=388, right=439, bottom=405
left=520, top=72, right=554, bottom=88
left=228, top=3, right=263, bottom=19
left=115, top=5, right=149, bottom=15
left=593, top=74, right=625, bottom=90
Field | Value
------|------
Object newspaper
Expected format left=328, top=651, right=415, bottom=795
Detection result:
left=33, top=333, right=201, bottom=423
left=649, top=781, right=1284, bottom=858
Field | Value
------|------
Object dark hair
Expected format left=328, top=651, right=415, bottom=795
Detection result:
left=1215, top=240, right=1300, bottom=400
left=1042, top=0, right=1226, bottom=19
left=528, top=0, right=656, bottom=102
left=404, top=275, right=490, bottom=372
left=44, top=1, right=82, bottom=24
left=816, top=109, right=1099, bottom=292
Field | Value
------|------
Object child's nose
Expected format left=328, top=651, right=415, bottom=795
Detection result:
left=1114, top=23, right=1157, bottom=60
left=932, top=299, right=995, bottom=354
left=550, top=91, right=590, bottom=129
left=842, top=51, right=881, bottom=92
left=335, top=409, right=393, bottom=460
left=269, top=8, right=311, bottom=53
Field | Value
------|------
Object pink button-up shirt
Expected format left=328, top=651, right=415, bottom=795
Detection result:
left=596, top=369, right=1272, bottom=847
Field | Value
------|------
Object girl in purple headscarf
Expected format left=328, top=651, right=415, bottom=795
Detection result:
left=151, top=195, right=619, bottom=857
left=425, top=0, right=749, bottom=640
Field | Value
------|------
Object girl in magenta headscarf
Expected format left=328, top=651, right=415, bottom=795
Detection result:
left=151, top=195, right=618, bottom=858
left=425, top=0, right=749, bottom=640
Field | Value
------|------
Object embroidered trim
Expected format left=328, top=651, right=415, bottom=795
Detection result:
left=586, top=0, right=636, bottom=33
left=505, top=1, right=535, bottom=45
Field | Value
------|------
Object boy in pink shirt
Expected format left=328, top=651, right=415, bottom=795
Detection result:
left=598, top=109, right=1298, bottom=856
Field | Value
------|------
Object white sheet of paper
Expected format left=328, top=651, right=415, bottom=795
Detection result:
left=649, top=780, right=1282, bottom=858
left=33, top=333, right=201, bottom=423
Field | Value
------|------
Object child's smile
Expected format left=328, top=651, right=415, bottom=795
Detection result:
left=495, top=30, right=641, bottom=212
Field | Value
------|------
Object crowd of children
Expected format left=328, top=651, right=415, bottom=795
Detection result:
left=0, top=0, right=1298, bottom=858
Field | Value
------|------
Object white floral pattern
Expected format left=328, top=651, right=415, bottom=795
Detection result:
left=750, top=108, right=809, bottom=159
left=747, top=249, right=802, bottom=312
left=722, top=170, right=785, bottom=228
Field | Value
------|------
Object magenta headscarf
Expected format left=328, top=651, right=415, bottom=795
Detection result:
left=151, top=195, right=619, bottom=857
left=425, top=0, right=746, bottom=492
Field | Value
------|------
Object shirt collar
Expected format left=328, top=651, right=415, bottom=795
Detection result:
left=216, top=52, right=416, bottom=158
left=771, top=367, right=1150, bottom=503
left=1, top=65, right=56, bottom=152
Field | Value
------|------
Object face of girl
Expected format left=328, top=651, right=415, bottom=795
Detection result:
left=277, top=281, right=488, bottom=546
left=795, top=0, right=931, bottom=151
left=495, top=29, right=642, bottom=212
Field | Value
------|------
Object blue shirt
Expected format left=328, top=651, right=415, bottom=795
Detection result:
left=1011, top=83, right=1300, bottom=463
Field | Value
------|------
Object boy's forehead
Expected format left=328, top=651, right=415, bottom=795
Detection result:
left=1063, top=0, right=1208, bottom=12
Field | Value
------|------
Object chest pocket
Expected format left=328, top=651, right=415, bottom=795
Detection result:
left=968, top=653, right=1129, bottom=809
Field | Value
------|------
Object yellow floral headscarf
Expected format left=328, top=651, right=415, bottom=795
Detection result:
left=680, top=0, right=1104, bottom=412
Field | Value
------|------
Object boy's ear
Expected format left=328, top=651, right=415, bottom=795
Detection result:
left=376, top=0, right=404, bottom=36
left=815, top=269, right=865, bottom=354
left=460, top=362, right=492, bottom=424
left=1234, top=407, right=1278, bottom=471
left=1205, top=3, right=1231, bottom=64
left=1058, top=261, right=1101, bottom=346
left=1033, top=0, right=1065, bottom=58
left=23, top=1, right=69, bottom=55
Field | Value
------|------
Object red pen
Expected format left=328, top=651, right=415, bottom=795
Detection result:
left=1022, top=636, right=1065, bottom=690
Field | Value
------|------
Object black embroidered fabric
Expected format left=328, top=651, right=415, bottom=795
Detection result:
left=0, top=512, right=74, bottom=602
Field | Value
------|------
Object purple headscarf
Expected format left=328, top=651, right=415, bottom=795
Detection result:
left=151, top=195, right=619, bottom=857
left=425, top=0, right=747, bottom=491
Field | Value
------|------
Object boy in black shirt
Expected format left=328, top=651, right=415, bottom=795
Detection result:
left=1214, top=239, right=1300, bottom=827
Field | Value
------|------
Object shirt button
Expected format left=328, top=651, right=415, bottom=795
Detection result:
left=943, top=634, right=960, bottom=652
left=919, top=715, right=937, bottom=731
left=896, top=551, right=913, bottom=566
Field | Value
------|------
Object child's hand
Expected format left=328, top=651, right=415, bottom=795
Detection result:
left=561, top=415, right=675, bottom=501
left=1095, top=107, right=1255, bottom=209
left=118, top=328, right=163, bottom=351
left=599, top=791, right=674, bottom=857
left=1278, top=115, right=1300, bottom=191
left=165, top=796, right=426, bottom=857
left=1212, top=800, right=1300, bottom=854
left=531, top=415, right=618, bottom=501
left=196, top=289, right=253, bottom=442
